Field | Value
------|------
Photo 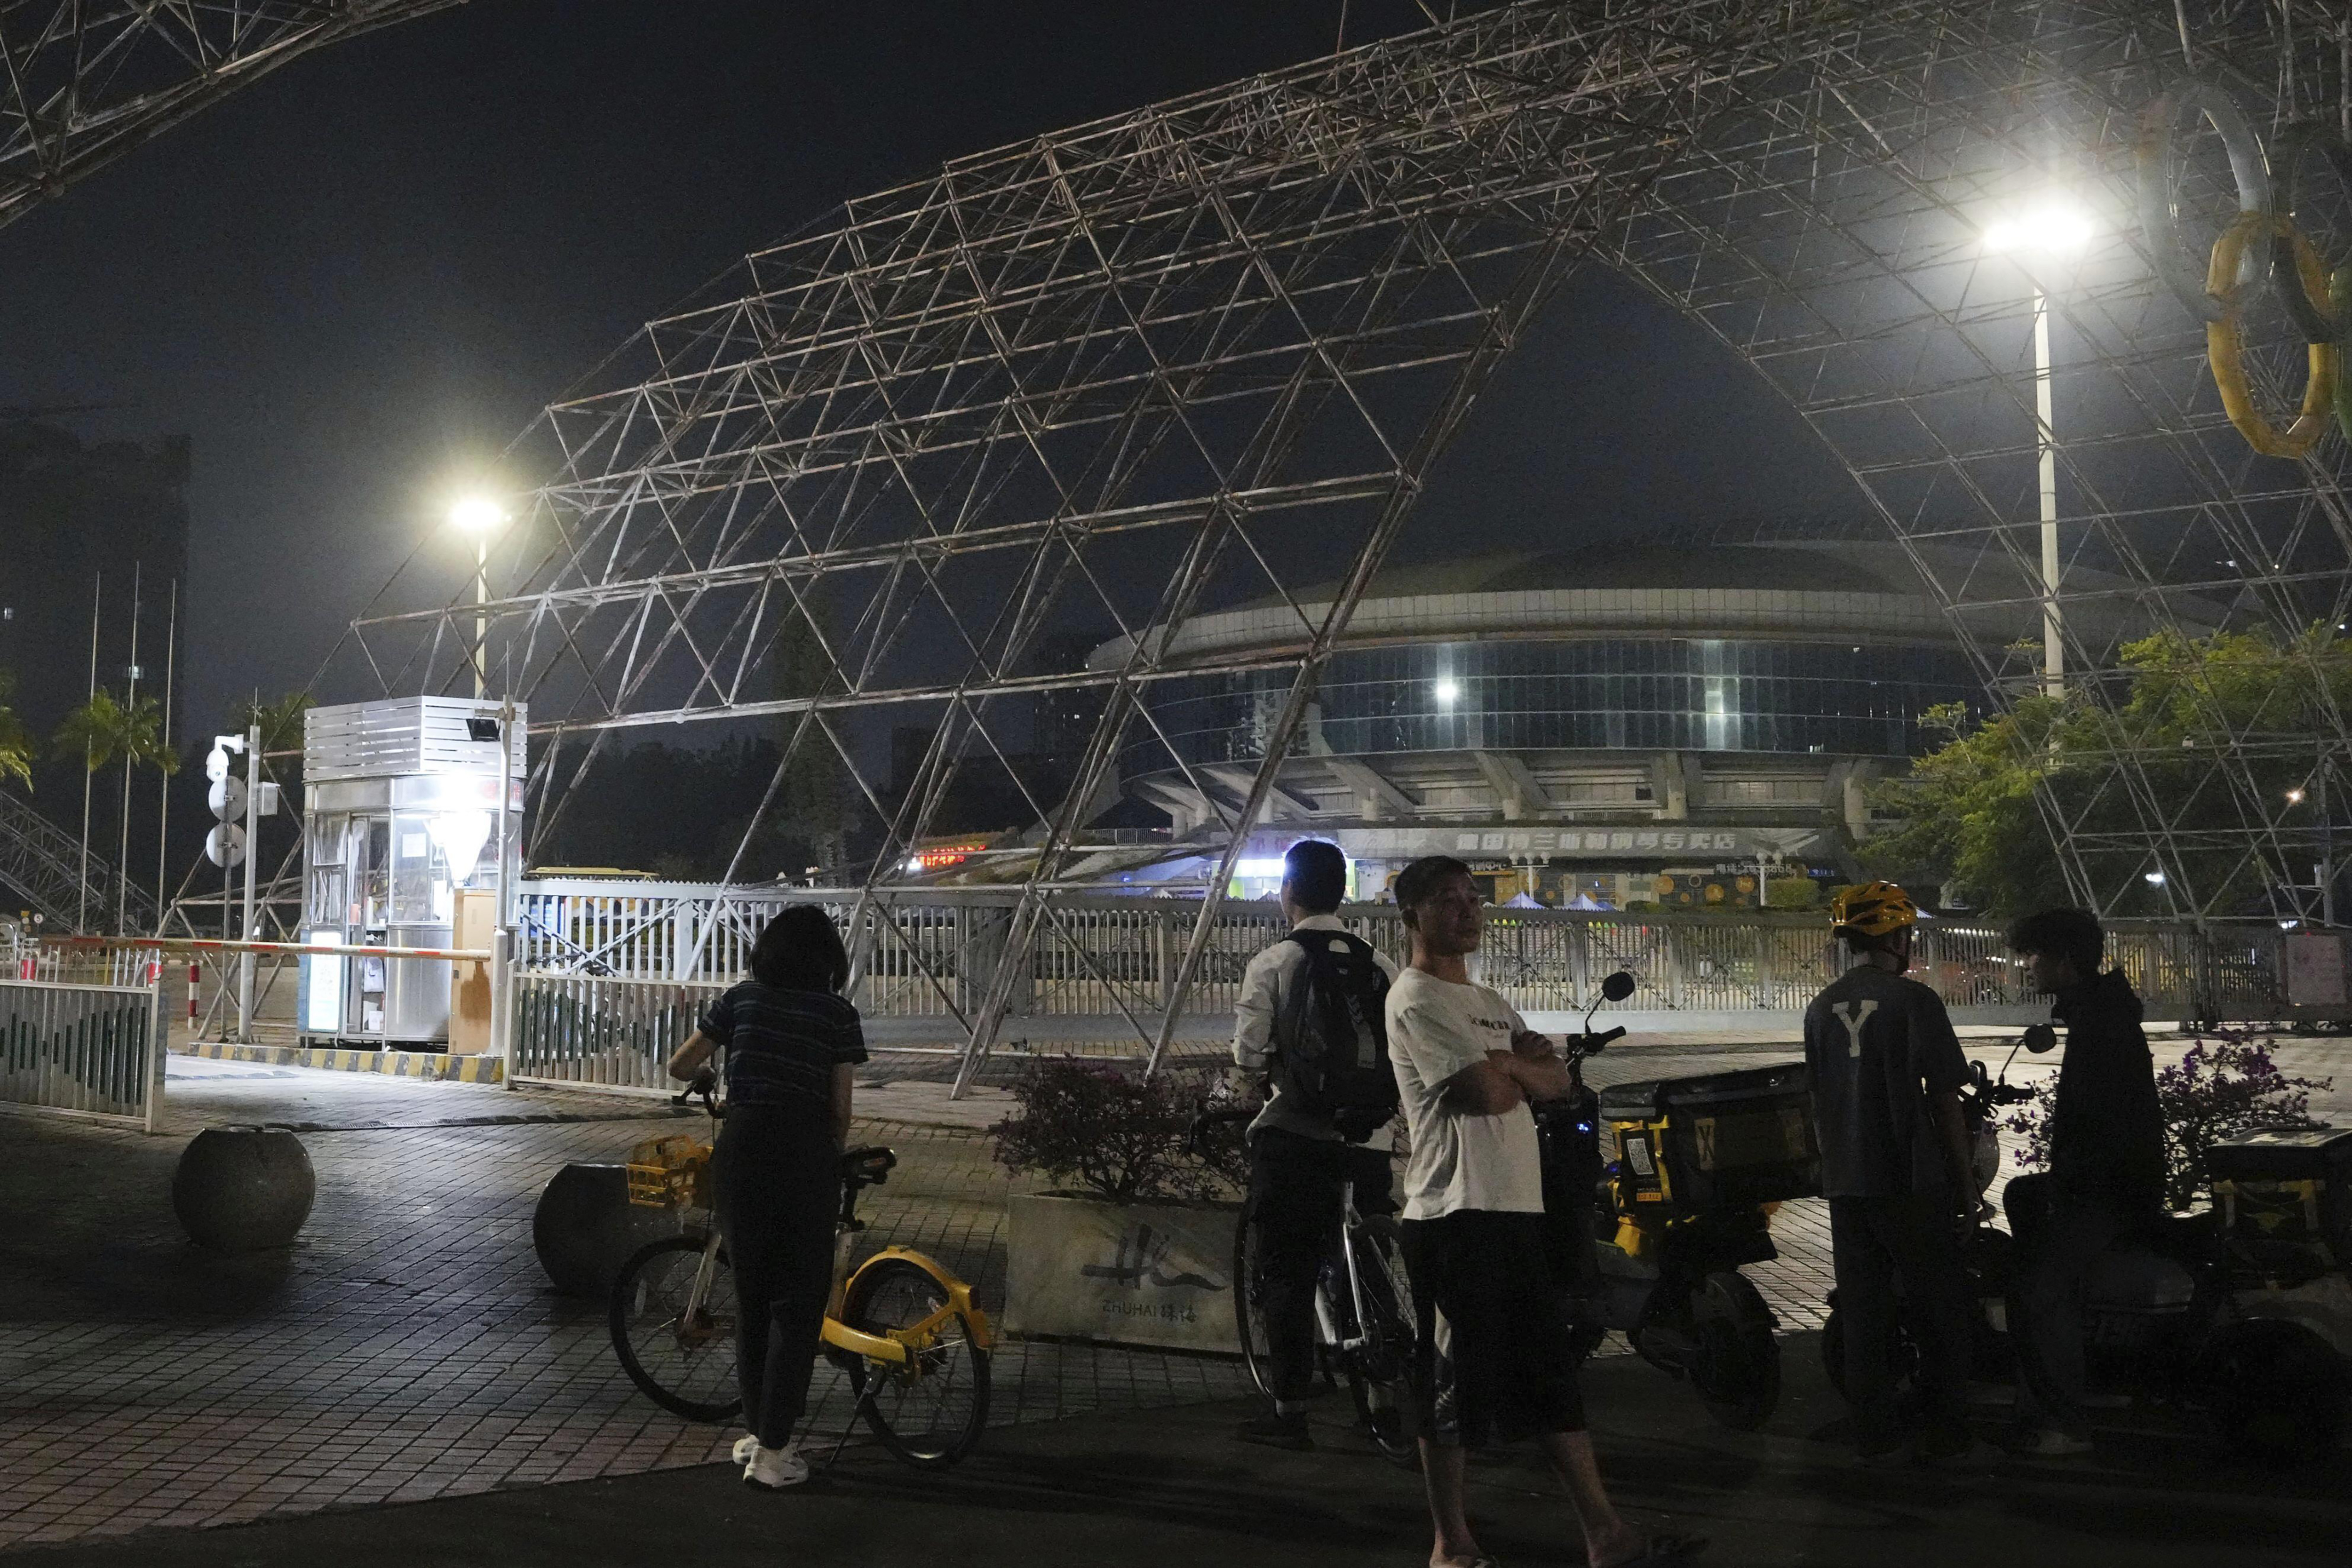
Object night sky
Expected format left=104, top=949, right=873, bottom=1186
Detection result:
left=0, top=0, right=1856, bottom=753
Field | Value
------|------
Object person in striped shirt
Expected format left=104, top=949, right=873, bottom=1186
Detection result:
left=669, top=905, right=867, bottom=1490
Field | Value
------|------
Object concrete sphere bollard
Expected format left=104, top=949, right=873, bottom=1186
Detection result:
left=172, top=1125, right=317, bottom=1252
left=532, top=1164, right=677, bottom=1298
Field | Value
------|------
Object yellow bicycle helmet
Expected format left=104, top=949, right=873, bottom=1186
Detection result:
left=1829, top=880, right=1918, bottom=937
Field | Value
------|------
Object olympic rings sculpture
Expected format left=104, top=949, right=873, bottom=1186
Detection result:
left=2138, top=75, right=2352, bottom=453
left=2206, top=212, right=2338, bottom=458
left=2138, top=78, right=2273, bottom=324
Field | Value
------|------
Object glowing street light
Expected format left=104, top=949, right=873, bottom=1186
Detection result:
left=1984, top=199, right=2095, bottom=700
left=2287, top=787, right=2306, bottom=805
left=448, top=497, right=508, bottom=698
left=1433, top=678, right=1460, bottom=705
left=1980, top=205, right=2096, bottom=256
left=2144, top=870, right=2167, bottom=887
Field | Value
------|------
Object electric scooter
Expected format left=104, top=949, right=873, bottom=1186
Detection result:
left=1537, top=971, right=1816, bottom=1431
left=1820, top=1029, right=2350, bottom=1459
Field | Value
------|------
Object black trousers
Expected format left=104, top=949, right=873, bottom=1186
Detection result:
left=2004, top=1171, right=2127, bottom=1433
left=1247, top=1127, right=1397, bottom=1407
left=1401, top=1209, right=1586, bottom=1447
left=1828, top=1193, right=1970, bottom=1454
left=712, top=1106, right=841, bottom=1449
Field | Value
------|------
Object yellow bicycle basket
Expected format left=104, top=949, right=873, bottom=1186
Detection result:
left=624, top=1134, right=712, bottom=1208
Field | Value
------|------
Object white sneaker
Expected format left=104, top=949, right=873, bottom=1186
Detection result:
left=731, top=1435, right=758, bottom=1466
left=742, top=1443, right=809, bottom=1490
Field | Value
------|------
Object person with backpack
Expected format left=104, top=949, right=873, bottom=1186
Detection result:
left=1229, top=837, right=1400, bottom=1450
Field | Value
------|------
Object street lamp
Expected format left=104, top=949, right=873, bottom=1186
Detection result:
left=449, top=497, right=506, bottom=698
left=1984, top=201, right=2094, bottom=700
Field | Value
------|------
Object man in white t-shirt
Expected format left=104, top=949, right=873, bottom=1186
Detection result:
left=1388, top=856, right=1704, bottom=1568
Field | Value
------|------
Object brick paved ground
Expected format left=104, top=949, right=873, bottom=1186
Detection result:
left=0, top=1057, right=1248, bottom=1551
left=3, top=1031, right=2345, bottom=1551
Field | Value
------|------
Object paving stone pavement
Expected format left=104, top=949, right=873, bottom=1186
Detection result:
left=3, top=1032, right=2345, bottom=1551
left=0, top=1058, right=1248, bottom=1551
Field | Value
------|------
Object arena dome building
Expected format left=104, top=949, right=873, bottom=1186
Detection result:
left=1089, top=533, right=2166, bottom=907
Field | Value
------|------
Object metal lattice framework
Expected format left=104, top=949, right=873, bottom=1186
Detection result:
left=0, top=1, right=461, bottom=230
left=330, top=0, right=2352, bottom=1085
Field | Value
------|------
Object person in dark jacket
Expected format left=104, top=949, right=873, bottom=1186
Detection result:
left=667, top=906, right=867, bottom=1491
left=2002, top=907, right=2166, bottom=1457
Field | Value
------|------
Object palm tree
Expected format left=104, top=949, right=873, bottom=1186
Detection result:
left=0, top=669, right=32, bottom=791
left=231, top=690, right=316, bottom=774
left=54, top=689, right=179, bottom=931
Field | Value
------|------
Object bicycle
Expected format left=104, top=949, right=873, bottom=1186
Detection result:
left=1196, top=1104, right=1419, bottom=1467
left=608, top=1078, right=994, bottom=1469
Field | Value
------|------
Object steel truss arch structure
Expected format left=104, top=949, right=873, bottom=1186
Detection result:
left=0, top=0, right=462, bottom=230
left=330, top=0, right=2352, bottom=1086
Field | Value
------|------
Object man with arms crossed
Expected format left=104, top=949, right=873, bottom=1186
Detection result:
left=1388, top=855, right=1703, bottom=1568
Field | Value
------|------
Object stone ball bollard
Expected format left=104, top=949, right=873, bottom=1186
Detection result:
left=172, top=1125, right=317, bottom=1252
left=532, top=1164, right=677, bottom=1298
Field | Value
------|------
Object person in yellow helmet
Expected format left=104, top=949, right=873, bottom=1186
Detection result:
left=1804, top=882, right=1989, bottom=1468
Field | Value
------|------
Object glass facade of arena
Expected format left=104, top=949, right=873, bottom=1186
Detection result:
left=1128, top=638, right=1978, bottom=772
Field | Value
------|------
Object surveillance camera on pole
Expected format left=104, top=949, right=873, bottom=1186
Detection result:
left=203, top=731, right=275, bottom=1038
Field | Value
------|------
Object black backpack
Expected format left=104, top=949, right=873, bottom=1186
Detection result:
left=1272, top=928, right=1398, bottom=1143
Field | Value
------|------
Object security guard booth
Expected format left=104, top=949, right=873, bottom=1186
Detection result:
left=297, top=696, right=525, bottom=1048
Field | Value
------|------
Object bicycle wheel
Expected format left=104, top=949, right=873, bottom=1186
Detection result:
left=840, top=1257, right=990, bottom=1468
left=1343, top=1215, right=1419, bottom=1469
left=1232, top=1194, right=1274, bottom=1398
left=610, top=1234, right=744, bottom=1422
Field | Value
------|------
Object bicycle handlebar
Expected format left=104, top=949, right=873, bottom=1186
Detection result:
left=1184, top=1102, right=1255, bottom=1156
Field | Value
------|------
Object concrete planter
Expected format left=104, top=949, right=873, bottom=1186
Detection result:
left=531, top=1163, right=679, bottom=1298
left=1003, top=1192, right=1240, bottom=1353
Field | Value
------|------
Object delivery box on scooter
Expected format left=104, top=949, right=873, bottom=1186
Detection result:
left=1598, top=1062, right=1820, bottom=1215
left=2207, top=1125, right=2352, bottom=1285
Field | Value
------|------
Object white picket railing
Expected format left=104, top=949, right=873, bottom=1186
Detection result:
left=1, top=975, right=165, bottom=1130
left=499, top=879, right=2312, bottom=1094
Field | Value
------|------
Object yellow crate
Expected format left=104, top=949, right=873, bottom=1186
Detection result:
left=624, top=1135, right=711, bottom=1208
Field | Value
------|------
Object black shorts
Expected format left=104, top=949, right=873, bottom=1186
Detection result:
left=1401, top=1209, right=1586, bottom=1448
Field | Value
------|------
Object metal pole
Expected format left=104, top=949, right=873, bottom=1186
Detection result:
left=78, top=573, right=99, bottom=933
left=475, top=537, right=488, bottom=700
left=118, top=563, right=140, bottom=936
left=154, top=579, right=177, bottom=939
left=489, top=697, right=517, bottom=1080
left=2034, top=286, right=2063, bottom=698
left=2322, top=764, right=2336, bottom=928
left=237, top=722, right=260, bottom=1040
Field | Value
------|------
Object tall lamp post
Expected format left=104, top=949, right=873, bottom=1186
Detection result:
left=1983, top=203, right=2093, bottom=699
left=448, top=497, right=505, bottom=698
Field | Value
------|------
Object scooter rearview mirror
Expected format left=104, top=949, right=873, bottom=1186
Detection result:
left=1601, top=970, right=1636, bottom=1003
left=2022, top=1023, right=2058, bottom=1054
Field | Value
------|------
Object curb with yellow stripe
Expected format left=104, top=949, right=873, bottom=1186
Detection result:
left=173, top=1041, right=505, bottom=1083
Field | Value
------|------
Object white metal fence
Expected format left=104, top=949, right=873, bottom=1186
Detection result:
left=0, top=976, right=164, bottom=1130
left=505, top=879, right=2315, bottom=1093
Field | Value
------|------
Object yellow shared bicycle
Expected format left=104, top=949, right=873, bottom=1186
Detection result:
left=607, top=1081, right=994, bottom=1468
